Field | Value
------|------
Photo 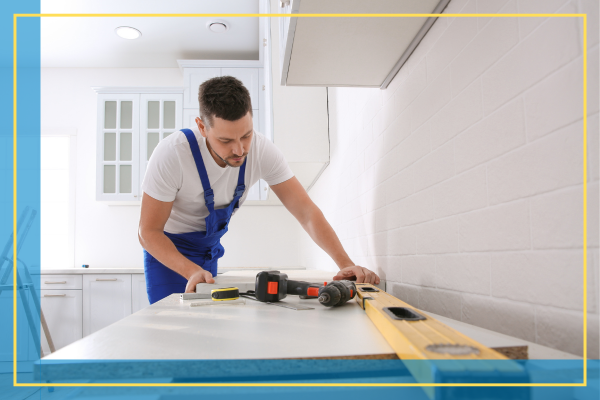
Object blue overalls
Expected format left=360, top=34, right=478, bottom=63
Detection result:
left=143, top=128, right=246, bottom=304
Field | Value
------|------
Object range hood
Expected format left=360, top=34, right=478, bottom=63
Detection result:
left=278, top=0, right=451, bottom=88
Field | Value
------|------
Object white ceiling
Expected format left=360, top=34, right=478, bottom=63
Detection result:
left=41, top=0, right=260, bottom=68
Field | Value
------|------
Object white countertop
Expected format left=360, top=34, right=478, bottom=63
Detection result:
left=34, top=266, right=308, bottom=275
left=41, top=270, right=578, bottom=361
left=44, top=291, right=392, bottom=360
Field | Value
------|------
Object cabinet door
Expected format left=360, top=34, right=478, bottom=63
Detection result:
left=258, top=67, right=271, bottom=140
left=183, top=108, right=199, bottom=129
left=251, top=109, right=260, bottom=136
left=96, top=94, right=140, bottom=201
left=221, top=68, right=259, bottom=110
left=183, top=68, right=220, bottom=109
left=139, top=93, right=183, bottom=183
left=39, top=289, right=82, bottom=355
left=131, top=274, right=150, bottom=313
left=82, top=274, right=132, bottom=336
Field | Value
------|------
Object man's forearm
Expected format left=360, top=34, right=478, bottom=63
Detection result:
left=300, top=206, right=354, bottom=270
left=138, top=229, right=203, bottom=279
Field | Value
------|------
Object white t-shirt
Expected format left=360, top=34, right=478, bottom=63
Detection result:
left=142, top=126, right=294, bottom=234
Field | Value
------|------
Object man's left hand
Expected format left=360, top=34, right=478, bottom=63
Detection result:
left=333, top=265, right=380, bottom=285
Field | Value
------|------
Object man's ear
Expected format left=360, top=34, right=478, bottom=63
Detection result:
left=195, top=117, right=209, bottom=138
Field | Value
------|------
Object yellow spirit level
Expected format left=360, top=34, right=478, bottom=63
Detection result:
left=354, top=283, right=528, bottom=398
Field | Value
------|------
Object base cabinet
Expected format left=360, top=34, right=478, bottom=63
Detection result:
left=82, top=274, right=132, bottom=337
left=33, top=273, right=149, bottom=357
left=40, top=289, right=83, bottom=354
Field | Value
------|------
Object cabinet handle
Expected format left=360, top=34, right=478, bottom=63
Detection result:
left=44, top=294, right=66, bottom=297
left=96, top=278, right=118, bottom=281
left=44, top=281, right=67, bottom=284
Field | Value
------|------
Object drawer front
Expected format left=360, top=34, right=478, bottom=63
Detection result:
left=40, top=274, right=82, bottom=290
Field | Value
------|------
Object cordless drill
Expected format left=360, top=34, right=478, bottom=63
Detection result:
left=254, top=271, right=356, bottom=307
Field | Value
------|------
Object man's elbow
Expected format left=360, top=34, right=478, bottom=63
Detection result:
left=138, top=226, right=152, bottom=250
left=138, top=228, right=145, bottom=248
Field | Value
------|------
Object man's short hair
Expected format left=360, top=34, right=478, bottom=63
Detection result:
left=198, top=76, right=253, bottom=129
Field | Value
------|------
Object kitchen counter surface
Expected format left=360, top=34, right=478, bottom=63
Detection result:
left=33, top=266, right=308, bottom=275
left=36, top=270, right=579, bottom=382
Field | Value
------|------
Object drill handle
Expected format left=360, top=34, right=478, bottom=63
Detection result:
left=286, top=280, right=320, bottom=297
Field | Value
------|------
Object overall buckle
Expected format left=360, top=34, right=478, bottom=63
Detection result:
left=204, top=188, right=214, bottom=205
left=234, top=184, right=246, bottom=198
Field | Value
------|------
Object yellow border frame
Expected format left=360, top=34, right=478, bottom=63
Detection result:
left=12, top=12, right=588, bottom=388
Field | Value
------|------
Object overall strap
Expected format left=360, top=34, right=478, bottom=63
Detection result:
left=232, top=158, right=247, bottom=208
left=181, top=129, right=215, bottom=211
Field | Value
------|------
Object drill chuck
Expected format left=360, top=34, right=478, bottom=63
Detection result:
left=318, top=280, right=356, bottom=307
left=318, top=293, right=330, bottom=304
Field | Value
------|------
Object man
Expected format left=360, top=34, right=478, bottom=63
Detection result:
left=138, top=76, right=380, bottom=304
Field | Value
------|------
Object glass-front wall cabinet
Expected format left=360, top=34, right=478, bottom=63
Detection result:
left=140, top=94, right=183, bottom=181
left=95, top=91, right=183, bottom=202
left=96, top=93, right=140, bottom=202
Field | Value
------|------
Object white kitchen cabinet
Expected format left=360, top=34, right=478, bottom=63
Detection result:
left=40, top=289, right=82, bottom=354
left=94, top=89, right=184, bottom=203
left=82, top=274, right=132, bottom=336
left=139, top=93, right=183, bottom=182
left=131, top=274, right=150, bottom=314
left=182, top=108, right=198, bottom=129
left=10, top=272, right=151, bottom=358
left=95, top=93, right=140, bottom=202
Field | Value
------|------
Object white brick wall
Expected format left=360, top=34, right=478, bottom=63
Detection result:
left=300, top=0, right=599, bottom=357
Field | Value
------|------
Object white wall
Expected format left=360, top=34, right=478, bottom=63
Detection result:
left=299, top=0, right=599, bottom=357
left=41, top=68, right=304, bottom=269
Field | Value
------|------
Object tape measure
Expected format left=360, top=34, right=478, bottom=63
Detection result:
left=210, top=287, right=240, bottom=301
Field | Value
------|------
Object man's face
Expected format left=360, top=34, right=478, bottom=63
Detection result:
left=196, top=111, right=253, bottom=168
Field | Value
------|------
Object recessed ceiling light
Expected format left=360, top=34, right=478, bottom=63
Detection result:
left=207, top=20, right=229, bottom=33
left=115, top=26, right=142, bottom=40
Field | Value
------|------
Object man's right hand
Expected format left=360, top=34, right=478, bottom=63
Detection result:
left=185, top=268, right=216, bottom=293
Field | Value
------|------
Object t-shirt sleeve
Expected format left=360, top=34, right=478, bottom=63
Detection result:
left=258, top=136, right=294, bottom=186
left=141, top=140, right=182, bottom=202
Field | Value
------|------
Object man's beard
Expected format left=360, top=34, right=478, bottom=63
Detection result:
left=207, top=138, right=248, bottom=167
left=222, top=154, right=248, bottom=167
left=214, top=148, right=248, bottom=167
